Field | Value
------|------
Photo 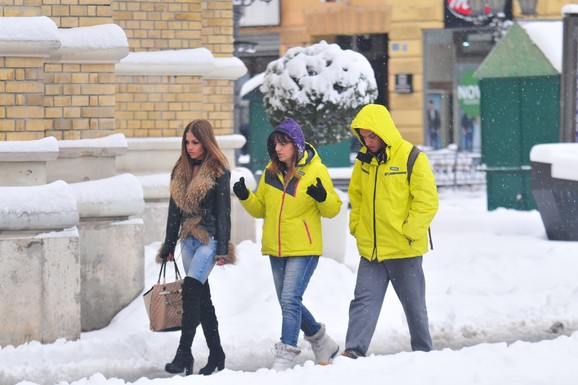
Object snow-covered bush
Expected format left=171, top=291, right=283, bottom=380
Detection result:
left=261, top=41, right=377, bottom=147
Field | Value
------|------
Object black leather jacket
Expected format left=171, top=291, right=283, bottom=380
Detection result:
left=162, top=170, right=231, bottom=257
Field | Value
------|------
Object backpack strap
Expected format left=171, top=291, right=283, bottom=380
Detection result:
left=406, top=145, right=434, bottom=250
left=406, top=145, right=421, bottom=183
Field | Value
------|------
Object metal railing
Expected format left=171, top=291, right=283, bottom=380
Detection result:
left=328, top=148, right=486, bottom=191
left=426, top=148, right=486, bottom=188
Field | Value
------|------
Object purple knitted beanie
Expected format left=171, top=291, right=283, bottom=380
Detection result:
left=267, top=118, right=306, bottom=160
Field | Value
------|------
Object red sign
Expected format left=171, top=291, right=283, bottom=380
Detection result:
left=447, top=0, right=490, bottom=18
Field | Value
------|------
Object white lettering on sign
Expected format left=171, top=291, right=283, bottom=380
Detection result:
left=458, top=85, right=480, bottom=104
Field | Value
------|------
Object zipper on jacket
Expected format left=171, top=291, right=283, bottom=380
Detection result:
left=278, top=187, right=287, bottom=256
left=371, top=162, right=381, bottom=260
left=303, top=220, right=312, bottom=244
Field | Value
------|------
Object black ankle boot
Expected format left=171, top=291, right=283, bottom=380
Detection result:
left=199, top=350, right=225, bottom=375
left=165, top=347, right=193, bottom=375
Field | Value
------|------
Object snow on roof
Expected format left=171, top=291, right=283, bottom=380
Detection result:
left=520, top=21, right=563, bottom=73
left=240, top=72, right=265, bottom=97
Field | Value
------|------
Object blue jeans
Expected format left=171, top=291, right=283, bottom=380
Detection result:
left=269, top=256, right=321, bottom=347
left=180, top=236, right=217, bottom=284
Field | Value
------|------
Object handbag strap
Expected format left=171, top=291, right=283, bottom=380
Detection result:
left=157, top=260, right=182, bottom=284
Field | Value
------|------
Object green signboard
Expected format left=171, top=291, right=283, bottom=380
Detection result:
left=457, top=69, right=480, bottom=117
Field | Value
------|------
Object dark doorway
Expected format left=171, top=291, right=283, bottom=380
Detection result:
left=336, top=34, right=389, bottom=107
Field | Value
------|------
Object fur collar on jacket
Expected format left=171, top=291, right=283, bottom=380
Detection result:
left=161, top=156, right=236, bottom=265
left=170, top=156, right=223, bottom=215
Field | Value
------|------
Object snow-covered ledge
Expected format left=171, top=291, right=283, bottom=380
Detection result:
left=0, top=181, right=79, bottom=231
left=69, top=174, right=145, bottom=331
left=69, top=173, right=145, bottom=218
left=530, top=143, right=578, bottom=241
left=48, top=24, right=129, bottom=64
left=0, top=181, right=81, bottom=346
left=47, top=134, right=128, bottom=183
left=0, top=16, right=60, bottom=57
left=115, top=48, right=247, bottom=79
left=0, top=137, right=59, bottom=186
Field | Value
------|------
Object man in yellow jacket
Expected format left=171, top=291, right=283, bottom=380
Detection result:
left=342, top=104, right=439, bottom=359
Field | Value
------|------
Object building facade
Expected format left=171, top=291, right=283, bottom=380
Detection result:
left=237, top=0, right=566, bottom=147
left=0, top=0, right=239, bottom=141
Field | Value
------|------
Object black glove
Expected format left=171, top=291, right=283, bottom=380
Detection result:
left=233, top=177, right=249, bottom=200
left=306, top=177, right=327, bottom=203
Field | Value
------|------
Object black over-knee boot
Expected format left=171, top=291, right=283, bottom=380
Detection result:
left=165, top=277, right=203, bottom=376
left=198, top=280, right=226, bottom=375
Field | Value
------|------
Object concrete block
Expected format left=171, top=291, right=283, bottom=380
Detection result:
left=0, top=229, right=81, bottom=346
left=77, top=218, right=144, bottom=331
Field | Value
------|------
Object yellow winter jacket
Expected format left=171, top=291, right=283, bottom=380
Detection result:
left=349, top=104, right=438, bottom=261
left=240, top=144, right=342, bottom=257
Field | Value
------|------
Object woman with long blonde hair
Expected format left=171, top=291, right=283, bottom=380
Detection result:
left=158, top=119, right=235, bottom=376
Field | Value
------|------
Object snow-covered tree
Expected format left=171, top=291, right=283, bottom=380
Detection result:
left=260, top=41, right=377, bottom=147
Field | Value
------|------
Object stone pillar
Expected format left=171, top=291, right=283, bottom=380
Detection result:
left=0, top=181, right=80, bottom=346
left=69, top=174, right=145, bottom=331
left=0, top=137, right=59, bottom=186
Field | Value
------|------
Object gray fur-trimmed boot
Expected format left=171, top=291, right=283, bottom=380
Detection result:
left=271, top=342, right=301, bottom=371
left=304, top=323, right=339, bottom=365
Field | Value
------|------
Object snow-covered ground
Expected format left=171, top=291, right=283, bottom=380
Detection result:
left=2, top=187, right=578, bottom=385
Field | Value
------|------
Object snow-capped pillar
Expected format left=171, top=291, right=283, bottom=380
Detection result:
left=0, top=137, right=59, bottom=186
left=69, top=173, right=145, bottom=331
left=0, top=181, right=81, bottom=346
left=47, top=134, right=128, bottom=183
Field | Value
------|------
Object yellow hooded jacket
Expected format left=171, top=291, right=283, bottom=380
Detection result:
left=240, top=143, right=342, bottom=257
left=349, top=104, right=439, bottom=261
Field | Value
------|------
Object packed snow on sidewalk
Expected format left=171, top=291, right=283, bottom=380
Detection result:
left=2, top=187, right=578, bottom=385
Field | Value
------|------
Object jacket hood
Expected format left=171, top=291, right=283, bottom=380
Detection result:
left=350, top=104, right=403, bottom=150
left=267, top=118, right=306, bottom=161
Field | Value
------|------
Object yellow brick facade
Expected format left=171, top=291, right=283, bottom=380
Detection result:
left=0, top=0, right=235, bottom=141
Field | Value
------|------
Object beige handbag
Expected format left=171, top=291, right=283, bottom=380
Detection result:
left=143, top=260, right=183, bottom=332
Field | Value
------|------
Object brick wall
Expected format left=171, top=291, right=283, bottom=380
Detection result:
left=0, top=57, right=46, bottom=141
left=43, top=0, right=113, bottom=28
left=0, top=0, right=237, bottom=141
left=115, top=74, right=204, bottom=137
left=113, top=0, right=203, bottom=51
left=44, top=63, right=117, bottom=139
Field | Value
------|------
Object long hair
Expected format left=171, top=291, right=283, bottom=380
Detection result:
left=173, top=119, right=230, bottom=183
left=266, top=131, right=300, bottom=183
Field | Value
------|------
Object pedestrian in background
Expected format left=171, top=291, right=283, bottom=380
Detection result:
left=342, top=104, right=439, bottom=359
left=158, top=119, right=236, bottom=376
left=232, top=118, right=342, bottom=371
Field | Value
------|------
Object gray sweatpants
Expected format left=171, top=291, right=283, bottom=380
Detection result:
left=345, top=256, right=432, bottom=355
